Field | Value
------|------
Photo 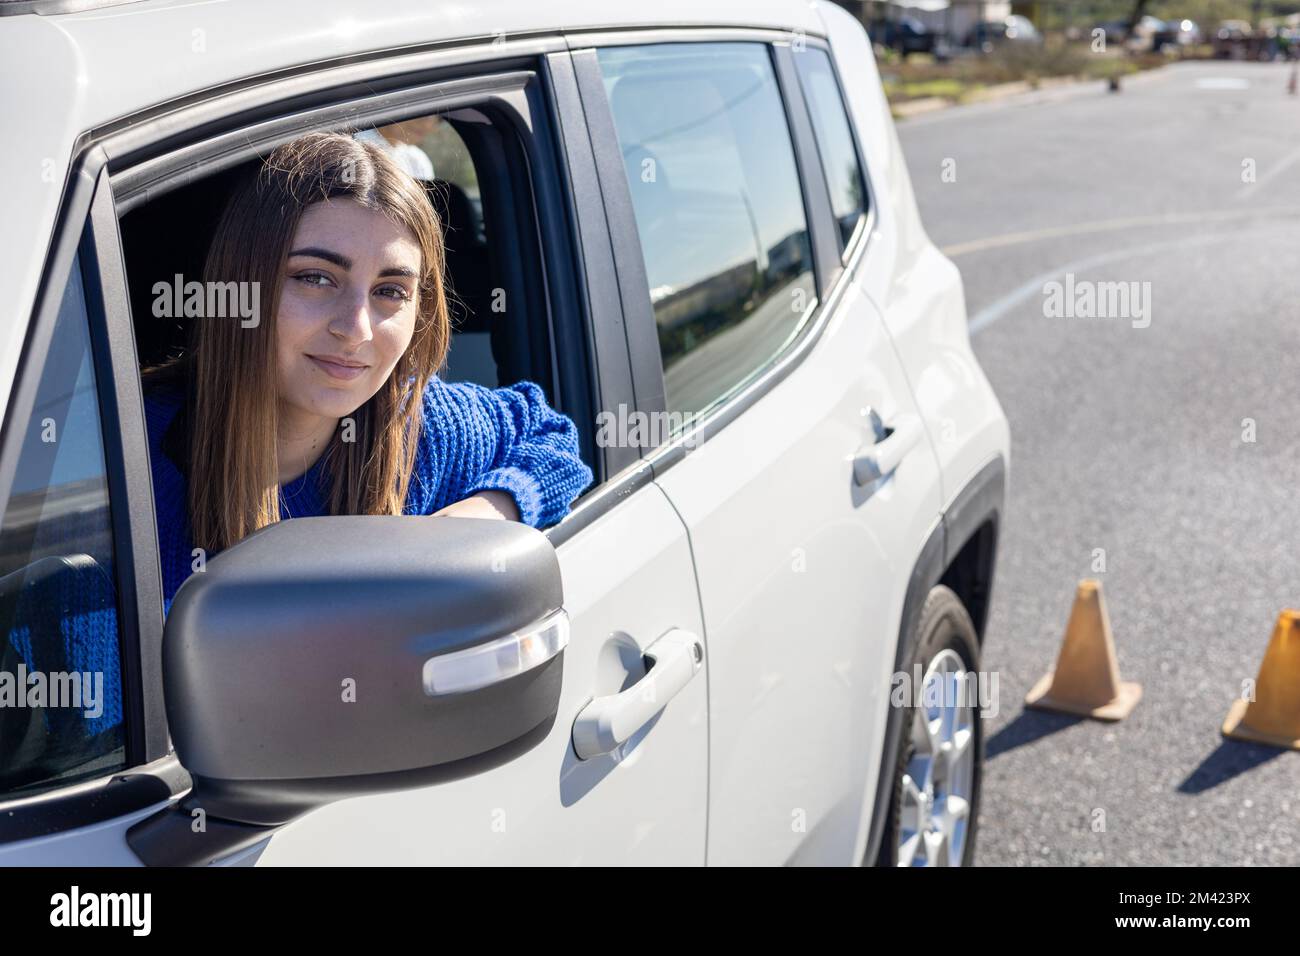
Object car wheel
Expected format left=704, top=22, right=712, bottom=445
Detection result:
left=876, top=585, right=984, bottom=867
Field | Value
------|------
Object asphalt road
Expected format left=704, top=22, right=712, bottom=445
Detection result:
left=898, top=60, right=1300, bottom=866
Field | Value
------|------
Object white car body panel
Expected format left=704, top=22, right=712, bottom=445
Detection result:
left=655, top=281, right=943, bottom=866
left=818, top=3, right=1010, bottom=508
left=0, top=0, right=1010, bottom=867
left=255, top=483, right=708, bottom=865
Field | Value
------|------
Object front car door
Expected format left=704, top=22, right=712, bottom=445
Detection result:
left=247, top=47, right=709, bottom=867
left=1, top=39, right=708, bottom=866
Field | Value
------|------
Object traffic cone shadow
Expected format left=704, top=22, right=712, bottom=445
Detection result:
left=1222, top=610, right=1300, bottom=751
left=1025, top=579, right=1142, bottom=721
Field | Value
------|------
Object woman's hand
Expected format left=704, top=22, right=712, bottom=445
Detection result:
left=431, top=489, right=520, bottom=521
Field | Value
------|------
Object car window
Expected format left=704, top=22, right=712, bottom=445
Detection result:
left=794, top=47, right=868, bottom=254
left=597, top=42, right=816, bottom=420
left=0, top=253, right=126, bottom=799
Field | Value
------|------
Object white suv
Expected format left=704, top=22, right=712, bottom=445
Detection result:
left=0, top=0, right=1008, bottom=866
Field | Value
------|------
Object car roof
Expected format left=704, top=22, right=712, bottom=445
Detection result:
left=8, top=0, right=825, bottom=137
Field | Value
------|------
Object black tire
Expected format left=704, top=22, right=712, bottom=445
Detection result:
left=875, top=585, right=984, bottom=867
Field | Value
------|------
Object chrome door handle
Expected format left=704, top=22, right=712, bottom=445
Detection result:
left=853, top=412, right=922, bottom=486
left=571, top=628, right=704, bottom=760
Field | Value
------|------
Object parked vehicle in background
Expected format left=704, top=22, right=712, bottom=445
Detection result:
left=1268, top=15, right=1300, bottom=58
left=1095, top=16, right=1198, bottom=53
left=1254, top=23, right=1292, bottom=60
left=1214, top=20, right=1289, bottom=60
left=1213, top=20, right=1256, bottom=58
left=1095, top=19, right=1129, bottom=46
left=1283, top=27, right=1300, bottom=60
left=966, top=15, right=1040, bottom=53
left=869, top=14, right=948, bottom=60
left=1127, top=15, right=1166, bottom=52
left=1160, top=18, right=1202, bottom=48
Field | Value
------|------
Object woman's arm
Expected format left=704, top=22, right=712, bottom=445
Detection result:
left=415, top=376, right=594, bottom=527
left=433, top=489, right=519, bottom=521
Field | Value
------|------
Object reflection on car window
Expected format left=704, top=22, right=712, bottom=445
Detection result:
left=598, top=42, right=816, bottom=420
left=0, top=254, right=125, bottom=799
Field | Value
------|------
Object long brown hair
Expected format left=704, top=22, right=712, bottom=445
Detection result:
left=142, top=130, right=451, bottom=553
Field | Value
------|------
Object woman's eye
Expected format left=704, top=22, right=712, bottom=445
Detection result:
left=376, top=284, right=411, bottom=302
left=292, top=272, right=334, bottom=288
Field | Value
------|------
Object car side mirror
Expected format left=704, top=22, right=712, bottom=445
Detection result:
left=127, top=515, right=566, bottom=866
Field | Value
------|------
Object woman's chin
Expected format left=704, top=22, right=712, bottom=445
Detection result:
left=289, top=389, right=366, bottom=421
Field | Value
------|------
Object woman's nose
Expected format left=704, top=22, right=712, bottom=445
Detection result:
left=328, top=290, right=375, bottom=343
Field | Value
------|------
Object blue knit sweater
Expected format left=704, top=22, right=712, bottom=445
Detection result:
left=144, top=374, right=593, bottom=616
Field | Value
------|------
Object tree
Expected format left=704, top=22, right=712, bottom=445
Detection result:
left=1123, top=0, right=1152, bottom=41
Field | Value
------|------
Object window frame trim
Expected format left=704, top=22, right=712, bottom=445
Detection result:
left=567, top=47, right=667, bottom=435
left=792, top=40, right=876, bottom=267
left=0, top=755, right=190, bottom=846
left=773, top=41, right=846, bottom=300
left=84, top=163, right=169, bottom=767
left=542, top=49, right=641, bottom=486
left=796, top=35, right=882, bottom=273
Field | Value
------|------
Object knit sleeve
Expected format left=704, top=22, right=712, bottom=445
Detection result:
left=142, top=386, right=194, bottom=616
left=413, top=376, right=593, bottom=528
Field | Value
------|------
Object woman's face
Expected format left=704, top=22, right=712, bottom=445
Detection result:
left=275, top=197, right=423, bottom=424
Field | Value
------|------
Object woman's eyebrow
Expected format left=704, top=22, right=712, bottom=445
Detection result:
left=289, top=248, right=414, bottom=279
left=289, top=247, right=351, bottom=269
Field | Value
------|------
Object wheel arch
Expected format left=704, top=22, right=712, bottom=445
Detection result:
left=863, top=454, right=1004, bottom=864
left=938, top=457, right=1005, bottom=643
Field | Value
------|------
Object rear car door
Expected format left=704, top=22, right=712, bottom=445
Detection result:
left=577, top=31, right=944, bottom=865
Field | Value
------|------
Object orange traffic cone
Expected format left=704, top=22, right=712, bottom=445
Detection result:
left=1222, top=610, right=1300, bottom=750
left=1025, top=579, right=1142, bottom=720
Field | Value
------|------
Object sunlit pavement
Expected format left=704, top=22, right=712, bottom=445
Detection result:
left=899, top=60, right=1300, bottom=865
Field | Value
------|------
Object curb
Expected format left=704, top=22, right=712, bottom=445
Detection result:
left=890, top=66, right=1167, bottom=120
left=892, top=95, right=951, bottom=118
left=963, top=79, right=1034, bottom=103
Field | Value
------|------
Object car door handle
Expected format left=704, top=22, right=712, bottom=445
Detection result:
left=571, top=628, right=704, bottom=760
left=853, top=412, right=923, bottom=486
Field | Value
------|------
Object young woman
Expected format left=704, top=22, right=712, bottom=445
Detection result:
left=142, top=131, right=593, bottom=615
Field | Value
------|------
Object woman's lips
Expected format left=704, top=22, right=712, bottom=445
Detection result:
left=308, top=354, right=369, bottom=381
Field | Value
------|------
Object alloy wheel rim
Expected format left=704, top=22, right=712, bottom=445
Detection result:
left=897, top=648, right=976, bottom=866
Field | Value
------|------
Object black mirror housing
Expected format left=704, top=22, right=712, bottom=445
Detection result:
left=129, top=515, right=565, bottom=863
